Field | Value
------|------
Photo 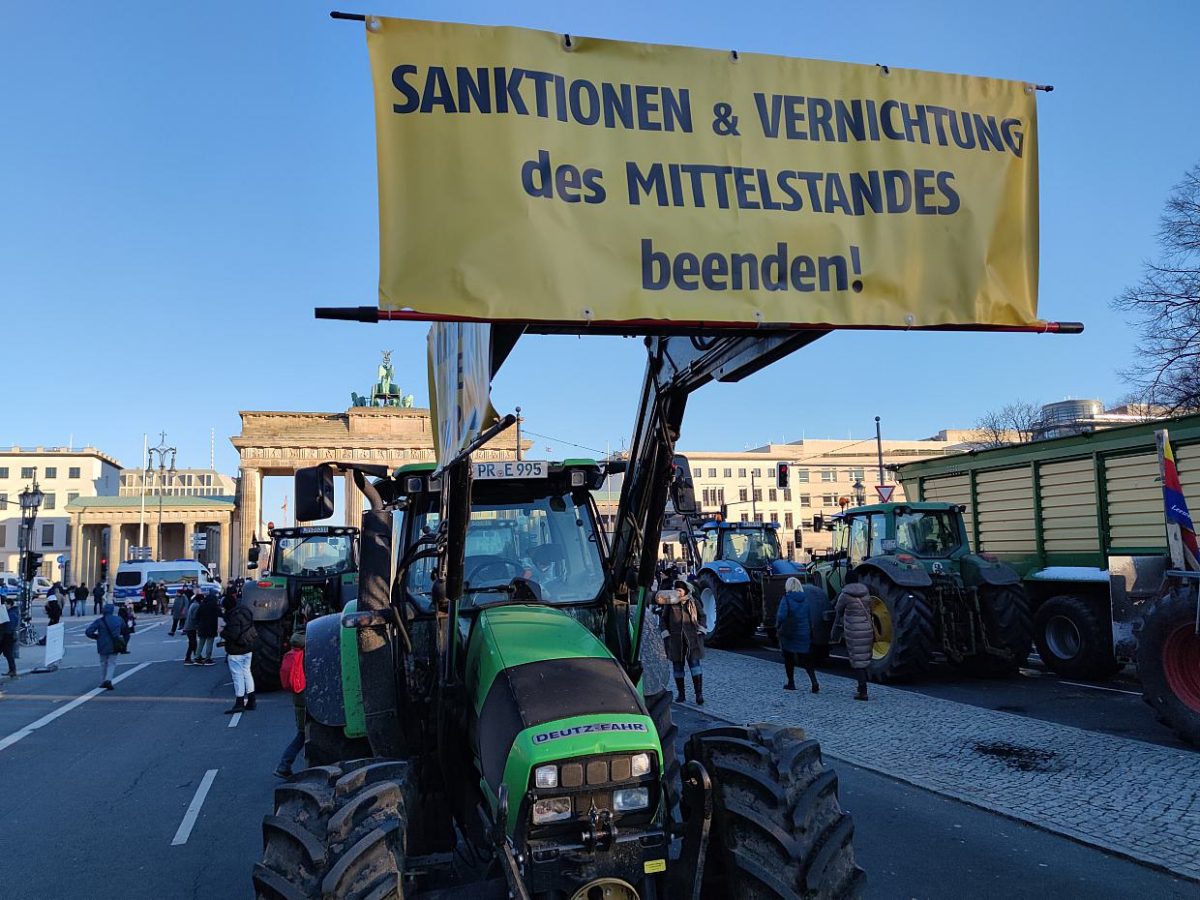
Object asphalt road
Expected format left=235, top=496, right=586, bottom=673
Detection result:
left=731, top=642, right=1193, bottom=751
left=0, top=613, right=1191, bottom=899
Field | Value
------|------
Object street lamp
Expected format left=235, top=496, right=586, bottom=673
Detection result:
left=148, top=432, right=177, bottom=561
left=852, top=478, right=866, bottom=507
left=17, top=480, right=45, bottom=645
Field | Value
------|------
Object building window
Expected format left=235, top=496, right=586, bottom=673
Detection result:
left=801, top=517, right=813, bottom=528
left=707, top=468, right=717, bottom=478
left=800, top=494, right=811, bottom=507
left=0, top=493, right=6, bottom=510
left=820, top=468, right=836, bottom=482
left=822, top=493, right=837, bottom=506
left=849, top=468, right=865, bottom=483
left=752, top=468, right=761, bottom=477
left=783, top=489, right=792, bottom=501
left=67, top=491, right=79, bottom=503
left=767, top=467, right=776, bottom=478
left=44, top=466, right=57, bottom=479
left=739, top=488, right=748, bottom=502
left=0, top=525, right=6, bottom=547
left=785, top=512, right=794, bottom=529
left=693, top=467, right=702, bottom=478
left=786, top=540, right=795, bottom=557
left=0, top=467, right=7, bottom=478
left=21, top=466, right=35, bottom=480
left=723, top=467, right=732, bottom=478
left=43, top=493, right=56, bottom=510
left=42, top=523, right=55, bottom=546
left=69, top=466, right=81, bottom=479
left=768, top=489, right=778, bottom=502
left=754, top=513, right=763, bottom=523
left=740, top=514, right=749, bottom=523
left=738, top=467, right=746, bottom=478
left=795, top=468, right=809, bottom=482
left=753, top=489, right=762, bottom=502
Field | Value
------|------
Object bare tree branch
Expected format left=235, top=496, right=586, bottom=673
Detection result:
left=971, top=400, right=1045, bottom=449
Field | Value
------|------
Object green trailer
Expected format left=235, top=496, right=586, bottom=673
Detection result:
left=895, top=415, right=1200, bottom=741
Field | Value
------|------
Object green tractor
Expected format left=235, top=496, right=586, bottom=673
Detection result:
left=241, top=525, right=359, bottom=691
left=253, top=328, right=867, bottom=899
left=807, top=502, right=1032, bottom=681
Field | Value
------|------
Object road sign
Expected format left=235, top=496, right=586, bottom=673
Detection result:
left=191, top=535, right=207, bottom=549
left=56, top=554, right=66, bottom=565
left=875, top=485, right=896, bottom=503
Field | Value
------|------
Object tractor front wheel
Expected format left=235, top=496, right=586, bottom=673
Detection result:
left=1033, top=595, right=1120, bottom=680
left=1137, top=584, right=1200, bottom=747
left=686, top=724, right=865, bottom=899
left=959, top=585, right=1034, bottom=678
left=857, top=572, right=936, bottom=682
left=253, top=759, right=410, bottom=899
left=250, top=617, right=288, bottom=692
left=697, top=573, right=753, bottom=648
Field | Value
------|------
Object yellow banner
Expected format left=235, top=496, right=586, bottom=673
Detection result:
left=367, top=17, right=1040, bottom=328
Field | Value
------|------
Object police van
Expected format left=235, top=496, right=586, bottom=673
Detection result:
left=113, top=559, right=219, bottom=610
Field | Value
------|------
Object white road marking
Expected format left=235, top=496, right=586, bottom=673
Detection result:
left=228, top=713, right=241, bottom=728
left=171, top=768, right=218, bottom=846
left=1060, top=680, right=1142, bottom=696
left=0, top=661, right=152, bottom=753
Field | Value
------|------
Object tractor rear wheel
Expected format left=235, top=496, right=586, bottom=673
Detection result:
left=686, top=724, right=865, bottom=899
left=253, top=759, right=410, bottom=899
left=959, top=585, right=1033, bottom=677
left=858, top=572, right=935, bottom=682
left=697, top=573, right=754, bottom=648
left=1033, top=595, right=1120, bottom=679
left=251, top=617, right=288, bottom=692
left=305, top=715, right=373, bottom=768
left=645, top=689, right=681, bottom=832
left=1137, top=584, right=1200, bottom=746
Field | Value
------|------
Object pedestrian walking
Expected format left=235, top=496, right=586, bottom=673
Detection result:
left=776, top=576, right=820, bottom=693
left=92, top=582, right=105, bottom=615
left=834, top=582, right=875, bottom=701
left=194, top=591, right=221, bottom=665
left=1, top=598, right=18, bottom=677
left=84, top=602, right=129, bottom=690
left=183, top=592, right=201, bottom=665
left=221, top=600, right=257, bottom=714
left=275, top=631, right=306, bottom=778
left=156, top=582, right=169, bottom=616
left=169, top=587, right=187, bottom=636
left=115, top=603, right=136, bottom=652
left=74, top=583, right=89, bottom=617
left=656, top=578, right=706, bottom=705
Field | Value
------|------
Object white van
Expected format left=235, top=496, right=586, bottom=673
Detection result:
left=113, top=559, right=219, bottom=610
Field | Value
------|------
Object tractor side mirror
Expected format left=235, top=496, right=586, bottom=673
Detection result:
left=295, top=465, right=336, bottom=521
left=669, top=454, right=698, bottom=516
left=247, top=545, right=260, bottom=571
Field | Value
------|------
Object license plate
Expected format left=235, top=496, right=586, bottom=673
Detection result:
left=473, top=460, right=548, bottom=480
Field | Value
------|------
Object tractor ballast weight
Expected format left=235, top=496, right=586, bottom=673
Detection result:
left=808, top=502, right=1033, bottom=681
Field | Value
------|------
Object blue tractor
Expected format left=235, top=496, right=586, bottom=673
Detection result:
left=686, top=520, right=805, bottom=647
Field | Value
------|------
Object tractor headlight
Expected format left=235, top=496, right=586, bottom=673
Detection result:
left=630, top=752, right=651, bottom=778
left=534, top=764, right=558, bottom=789
left=532, top=796, right=573, bottom=824
left=613, top=787, right=650, bottom=812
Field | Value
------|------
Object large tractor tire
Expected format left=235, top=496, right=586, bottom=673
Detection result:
left=959, top=585, right=1034, bottom=678
left=697, top=573, right=754, bottom=648
left=858, top=572, right=935, bottom=683
left=305, top=716, right=373, bottom=768
left=1033, top=594, right=1120, bottom=680
left=251, top=617, right=288, bottom=693
left=685, top=724, right=865, bottom=899
left=253, top=759, right=410, bottom=899
left=645, top=689, right=681, bottom=832
left=1137, top=585, right=1200, bottom=747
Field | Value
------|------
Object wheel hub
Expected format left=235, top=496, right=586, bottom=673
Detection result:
left=869, top=596, right=893, bottom=660
left=570, top=877, right=639, bottom=900
left=1044, top=614, right=1082, bottom=660
left=1163, top=622, right=1200, bottom=713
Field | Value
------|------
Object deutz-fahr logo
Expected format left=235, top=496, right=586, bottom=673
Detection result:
left=533, top=723, right=648, bottom=744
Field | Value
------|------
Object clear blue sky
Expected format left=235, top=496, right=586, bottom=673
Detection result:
left=5, top=1, right=1198, bottom=491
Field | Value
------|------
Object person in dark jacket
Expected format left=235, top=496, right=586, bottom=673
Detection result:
left=183, top=593, right=201, bottom=665
left=194, top=593, right=221, bottom=665
left=834, top=583, right=875, bottom=701
left=221, top=602, right=257, bottom=714
left=656, top=579, right=706, bottom=705
left=74, top=583, right=89, bottom=616
left=776, top=576, right=820, bottom=693
left=92, top=582, right=106, bottom=614
left=44, top=594, right=63, bottom=627
left=169, top=587, right=190, bottom=636
left=1, top=598, right=18, bottom=677
left=115, top=603, right=136, bottom=652
left=85, top=602, right=129, bottom=689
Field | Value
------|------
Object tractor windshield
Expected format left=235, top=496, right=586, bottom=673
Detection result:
left=720, top=529, right=781, bottom=566
left=894, top=511, right=961, bottom=558
left=407, top=492, right=606, bottom=607
left=273, top=535, right=355, bottom=577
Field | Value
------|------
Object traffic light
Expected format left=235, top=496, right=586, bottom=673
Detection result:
left=719, top=503, right=728, bottom=521
left=776, top=463, right=790, bottom=489
left=100, top=557, right=109, bottom=582
left=22, top=552, right=43, bottom=581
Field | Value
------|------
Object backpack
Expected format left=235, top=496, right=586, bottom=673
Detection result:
left=280, top=648, right=306, bottom=693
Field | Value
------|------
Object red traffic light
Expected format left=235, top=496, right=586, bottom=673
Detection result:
left=776, top=463, right=790, bottom=489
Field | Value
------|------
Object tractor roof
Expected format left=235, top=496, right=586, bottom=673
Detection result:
left=269, top=525, right=359, bottom=538
left=842, top=501, right=962, bottom=515
left=699, top=520, right=780, bottom=530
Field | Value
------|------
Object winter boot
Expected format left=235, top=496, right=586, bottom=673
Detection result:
left=692, top=674, right=704, bottom=706
left=854, top=685, right=869, bottom=701
left=674, top=677, right=686, bottom=703
left=225, top=695, right=246, bottom=715
left=244, top=692, right=257, bottom=711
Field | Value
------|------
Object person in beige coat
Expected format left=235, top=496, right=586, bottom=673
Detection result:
left=834, top=582, right=875, bottom=701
